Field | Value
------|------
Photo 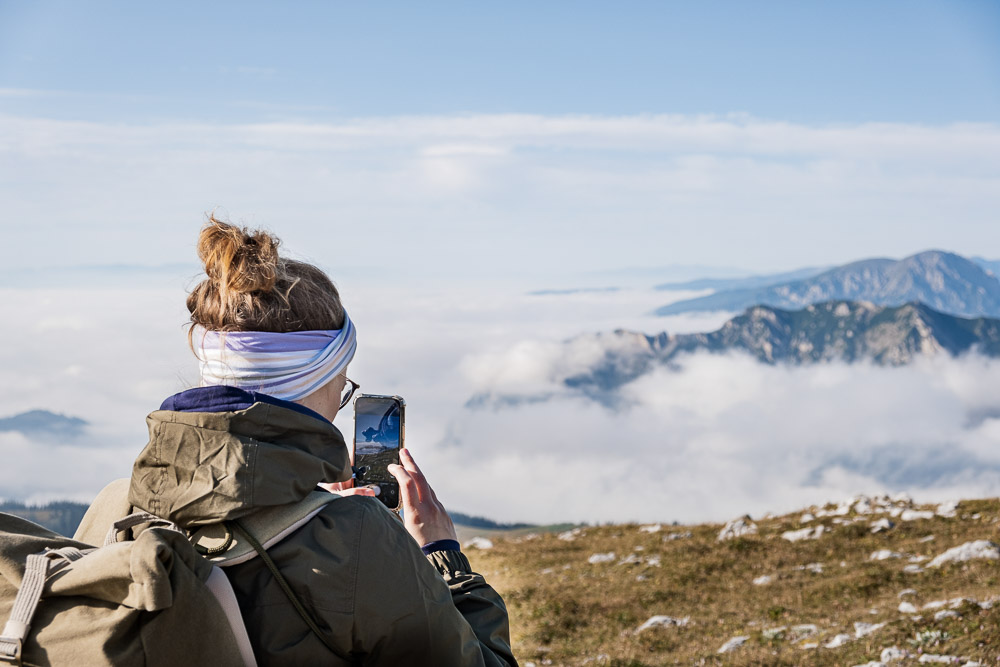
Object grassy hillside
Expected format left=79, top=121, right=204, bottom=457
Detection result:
left=463, top=496, right=1000, bottom=666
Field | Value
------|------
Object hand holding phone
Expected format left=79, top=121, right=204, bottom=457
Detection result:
left=388, top=448, right=458, bottom=546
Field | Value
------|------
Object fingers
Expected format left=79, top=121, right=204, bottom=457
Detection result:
left=388, top=461, right=420, bottom=510
left=335, top=486, right=376, bottom=498
left=398, top=448, right=441, bottom=505
left=317, top=479, right=355, bottom=493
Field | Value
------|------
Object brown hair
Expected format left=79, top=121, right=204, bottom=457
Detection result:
left=187, top=215, right=345, bottom=341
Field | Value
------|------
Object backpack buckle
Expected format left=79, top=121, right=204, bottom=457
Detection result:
left=0, top=636, right=22, bottom=664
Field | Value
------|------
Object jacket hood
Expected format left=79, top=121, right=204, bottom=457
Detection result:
left=129, top=387, right=352, bottom=528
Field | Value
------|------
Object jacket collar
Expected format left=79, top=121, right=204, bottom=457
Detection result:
left=128, top=387, right=350, bottom=528
left=160, top=386, right=329, bottom=424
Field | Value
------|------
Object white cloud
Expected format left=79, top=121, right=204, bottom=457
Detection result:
left=4, top=283, right=998, bottom=526
left=446, top=343, right=1000, bottom=524
left=1, top=113, right=997, bottom=280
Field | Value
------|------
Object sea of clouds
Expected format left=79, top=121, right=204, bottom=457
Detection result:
left=3, top=281, right=1000, bottom=526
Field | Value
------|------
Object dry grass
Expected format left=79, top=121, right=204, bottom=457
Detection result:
left=464, top=498, right=1000, bottom=666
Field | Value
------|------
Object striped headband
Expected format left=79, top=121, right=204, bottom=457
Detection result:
left=193, top=314, right=357, bottom=401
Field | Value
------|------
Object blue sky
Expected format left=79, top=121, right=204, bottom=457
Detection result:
left=0, top=1, right=998, bottom=282
left=3, top=1, right=998, bottom=122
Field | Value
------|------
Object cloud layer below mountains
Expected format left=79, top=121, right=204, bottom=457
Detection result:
left=2, top=284, right=1000, bottom=526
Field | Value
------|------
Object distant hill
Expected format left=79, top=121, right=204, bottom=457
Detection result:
left=0, top=501, right=89, bottom=537
left=654, top=266, right=828, bottom=292
left=655, top=251, right=1000, bottom=319
left=0, top=498, right=530, bottom=542
left=0, top=410, right=88, bottom=438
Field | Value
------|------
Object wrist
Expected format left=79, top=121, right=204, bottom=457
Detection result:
left=420, top=538, right=460, bottom=555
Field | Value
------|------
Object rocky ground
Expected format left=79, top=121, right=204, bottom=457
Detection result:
left=463, top=494, right=1000, bottom=666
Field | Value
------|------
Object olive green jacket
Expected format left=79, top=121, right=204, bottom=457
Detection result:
left=88, top=401, right=516, bottom=666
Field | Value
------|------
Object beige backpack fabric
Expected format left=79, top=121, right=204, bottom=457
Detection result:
left=0, top=490, right=337, bottom=666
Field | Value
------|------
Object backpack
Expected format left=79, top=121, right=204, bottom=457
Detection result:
left=0, top=490, right=337, bottom=667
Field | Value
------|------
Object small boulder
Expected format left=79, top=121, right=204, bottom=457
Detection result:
left=870, top=518, right=895, bottom=534
left=782, top=526, right=825, bottom=542
left=587, top=552, right=616, bottom=564
left=928, top=540, right=1000, bottom=568
left=854, top=621, right=885, bottom=638
left=635, top=615, right=689, bottom=632
left=463, top=537, right=494, bottom=550
left=880, top=646, right=908, bottom=662
left=718, top=516, right=757, bottom=541
left=936, top=500, right=959, bottom=518
left=717, top=636, right=748, bottom=653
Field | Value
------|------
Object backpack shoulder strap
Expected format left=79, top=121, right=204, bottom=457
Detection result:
left=190, top=491, right=338, bottom=566
left=205, top=566, right=258, bottom=667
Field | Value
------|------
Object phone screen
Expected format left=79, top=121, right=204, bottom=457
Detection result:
left=353, top=395, right=403, bottom=510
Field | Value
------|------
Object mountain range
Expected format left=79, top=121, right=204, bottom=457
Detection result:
left=465, top=299, right=1000, bottom=409
left=561, top=300, right=1000, bottom=399
left=655, top=251, right=1000, bottom=319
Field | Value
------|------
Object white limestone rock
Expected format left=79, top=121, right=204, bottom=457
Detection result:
left=854, top=621, right=885, bottom=638
left=789, top=623, right=818, bottom=640
left=881, top=646, right=908, bottom=661
left=928, top=540, right=1000, bottom=568
left=824, top=633, right=852, bottom=648
left=901, top=509, right=934, bottom=521
left=587, top=552, right=616, bottom=564
left=870, top=549, right=904, bottom=561
left=898, top=601, right=918, bottom=614
left=717, top=516, right=757, bottom=541
left=463, top=537, right=494, bottom=550
left=752, top=575, right=773, bottom=586
left=635, top=615, right=689, bottom=632
left=918, top=656, right=961, bottom=664
left=717, top=636, right=748, bottom=653
left=936, top=500, right=959, bottom=518
left=870, top=518, right=895, bottom=533
left=782, top=525, right=825, bottom=542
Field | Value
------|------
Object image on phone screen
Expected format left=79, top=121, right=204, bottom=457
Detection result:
left=353, top=395, right=403, bottom=510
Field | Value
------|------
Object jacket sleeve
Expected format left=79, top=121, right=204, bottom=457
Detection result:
left=351, top=501, right=517, bottom=667
left=426, top=549, right=517, bottom=667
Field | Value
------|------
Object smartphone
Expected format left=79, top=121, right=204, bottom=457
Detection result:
left=353, top=394, right=405, bottom=511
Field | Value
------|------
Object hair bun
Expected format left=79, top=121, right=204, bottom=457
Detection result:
left=197, top=215, right=280, bottom=294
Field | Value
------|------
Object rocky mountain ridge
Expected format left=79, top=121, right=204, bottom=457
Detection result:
left=555, top=300, right=1000, bottom=400
left=656, top=250, right=1000, bottom=319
